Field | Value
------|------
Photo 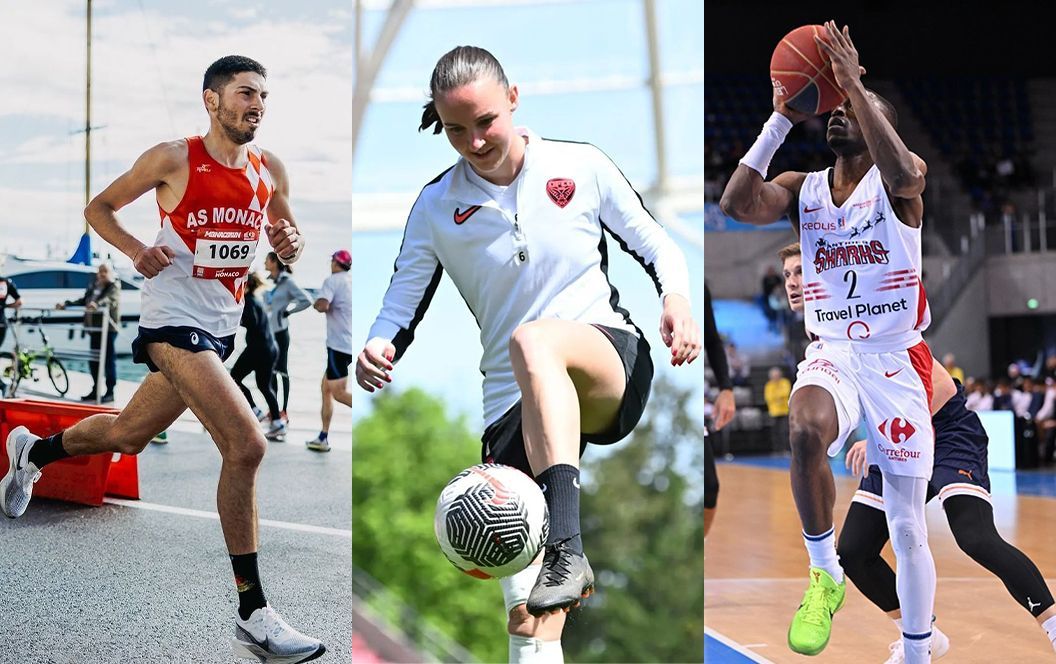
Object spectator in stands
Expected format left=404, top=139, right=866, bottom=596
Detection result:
left=1042, top=354, right=1056, bottom=383
left=942, top=353, right=965, bottom=384
left=1007, top=362, right=1025, bottom=389
left=1038, top=379, right=1056, bottom=465
left=965, top=380, right=993, bottom=412
left=993, top=378, right=1014, bottom=411
left=725, top=340, right=750, bottom=387
left=1012, top=377, right=1036, bottom=418
left=761, top=266, right=782, bottom=332
left=764, top=366, right=791, bottom=453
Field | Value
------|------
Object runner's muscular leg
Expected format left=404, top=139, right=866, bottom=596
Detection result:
left=788, top=386, right=840, bottom=534
left=320, top=376, right=334, bottom=433
left=509, top=320, right=626, bottom=474
left=62, top=370, right=187, bottom=456
left=148, top=342, right=267, bottom=555
left=326, top=376, right=353, bottom=408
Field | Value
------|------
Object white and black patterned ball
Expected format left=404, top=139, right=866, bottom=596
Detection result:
left=434, top=464, right=549, bottom=579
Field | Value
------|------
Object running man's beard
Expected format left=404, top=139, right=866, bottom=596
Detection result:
left=218, top=105, right=256, bottom=145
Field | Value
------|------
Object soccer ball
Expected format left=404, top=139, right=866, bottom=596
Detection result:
left=434, top=463, right=549, bottom=579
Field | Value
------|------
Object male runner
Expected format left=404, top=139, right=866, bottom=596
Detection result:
left=305, top=249, right=354, bottom=453
left=781, top=243, right=1056, bottom=660
left=0, top=55, right=324, bottom=663
left=721, top=21, right=937, bottom=660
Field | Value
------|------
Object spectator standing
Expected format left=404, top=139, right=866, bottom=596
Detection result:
left=58, top=263, right=121, bottom=403
left=764, top=366, right=791, bottom=453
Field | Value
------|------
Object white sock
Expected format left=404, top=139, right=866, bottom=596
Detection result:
left=1042, top=615, right=1056, bottom=652
left=903, top=633, right=931, bottom=663
left=803, top=527, right=843, bottom=583
left=509, top=635, right=563, bottom=663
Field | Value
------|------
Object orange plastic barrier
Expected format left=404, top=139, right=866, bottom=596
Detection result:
left=0, top=398, right=139, bottom=507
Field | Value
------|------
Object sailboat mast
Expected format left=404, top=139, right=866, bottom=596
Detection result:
left=84, top=0, right=92, bottom=223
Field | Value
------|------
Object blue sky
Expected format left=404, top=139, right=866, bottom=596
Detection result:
left=0, top=0, right=704, bottom=428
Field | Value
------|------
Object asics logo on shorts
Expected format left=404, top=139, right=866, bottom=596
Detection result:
left=190, top=332, right=200, bottom=345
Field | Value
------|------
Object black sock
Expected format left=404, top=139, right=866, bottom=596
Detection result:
left=230, top=553, right=268, bottom=620
left=27, top=432, right=71, bottom=469
left=535, top=463, right=583, bottom=555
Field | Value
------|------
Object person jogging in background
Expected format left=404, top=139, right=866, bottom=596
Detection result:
left=305, top=249, right=353, bottom=453
left=264, top=250, right=311, bottom=424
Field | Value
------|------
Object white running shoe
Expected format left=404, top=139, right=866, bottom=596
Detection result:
left=264, top=421, right=287, bottom=441
left=305, top=438, right=331, bottom=453
left=884, top=625, right=950, bottom=663
left=1, top=426, right=43, bottom=518
left=232, top=605, right=326, bottom=663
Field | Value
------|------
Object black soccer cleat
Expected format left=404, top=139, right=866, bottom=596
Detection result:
left=526, top=541, right=595, bottom=616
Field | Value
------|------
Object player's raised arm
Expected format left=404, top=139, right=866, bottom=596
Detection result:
left=719, top=94, right=810, bottom=225
left=816, top=21, right=925, bottom=201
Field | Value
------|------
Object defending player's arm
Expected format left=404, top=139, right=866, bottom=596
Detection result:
left=84, top=142, right=184, bottom=277
left=816, top=21, right=926, bottom=203
left=594, top=147, right=700, bottom=365
left=356, top=203, right=443, bottom=392
left=719, top=97, right=809, bottom=226
left=262, top=151, right=304, bottom=264
left=703, top=282, right=736, bottom=430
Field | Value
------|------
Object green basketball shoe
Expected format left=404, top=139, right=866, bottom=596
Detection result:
left=788, top=567, right=846, bottom=655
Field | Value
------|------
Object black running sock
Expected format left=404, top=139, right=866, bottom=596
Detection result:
left=230, top=553, right=268, bottom=620
left=535, top=463, right=583, bottom=555
left=27, top=432, right=71, bottom=469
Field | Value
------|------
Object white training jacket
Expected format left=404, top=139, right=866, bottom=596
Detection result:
left=367, top=128, right=691, bottom=426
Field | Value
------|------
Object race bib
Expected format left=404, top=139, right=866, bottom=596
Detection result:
left=192, top=228, right=257, bottom=279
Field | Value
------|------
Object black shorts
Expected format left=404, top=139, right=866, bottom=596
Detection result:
left=481, top=323, right=653, bottom=477
left=856, top=381, right=991, bottom=507
left=326, top=347, right=354, bottom=380
left=131, top=326, right=235, bottom=373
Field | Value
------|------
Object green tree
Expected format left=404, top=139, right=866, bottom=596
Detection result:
left=564, top=376, right=706, bottom=663
left=353, top=388, right=506, bottom=662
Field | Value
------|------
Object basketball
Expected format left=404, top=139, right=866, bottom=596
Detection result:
left=770, top=24, right=845, bottom=115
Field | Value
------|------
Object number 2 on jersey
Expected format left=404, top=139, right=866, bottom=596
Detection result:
left=844, top=269, right=861, bottom=299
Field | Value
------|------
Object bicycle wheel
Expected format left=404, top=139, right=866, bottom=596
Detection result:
left=47, top=357, right=69, bottom=396
left=0, top=351, right=20, bottom=397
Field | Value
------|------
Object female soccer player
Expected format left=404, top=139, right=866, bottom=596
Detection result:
left=356, top=45, right=700, bottom=663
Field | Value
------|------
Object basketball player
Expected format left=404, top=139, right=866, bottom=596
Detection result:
left=720, top=21, right=937, bottom=660
left=0, top=56, right=324, bottom=663
left=356, top=45, right=699, bottom=663
left=703, top=280, right=735, bottom=537
left=781, top=243, right=1056, bottom=660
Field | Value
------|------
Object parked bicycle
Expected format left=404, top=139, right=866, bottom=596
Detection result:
left=0, top=313, right=69, bottom=398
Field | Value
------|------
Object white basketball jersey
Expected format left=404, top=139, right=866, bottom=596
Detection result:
left=798, top=165, right=930, bottom=350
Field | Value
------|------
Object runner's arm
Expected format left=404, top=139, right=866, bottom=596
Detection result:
left=84, top=141, right=185, bottom=261
left=262, top=151, right=304, bottom=264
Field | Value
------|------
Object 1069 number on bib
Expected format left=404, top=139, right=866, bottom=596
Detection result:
left=193, top=228, right=258, bottom=279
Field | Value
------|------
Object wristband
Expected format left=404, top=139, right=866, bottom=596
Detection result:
left=738, top=112, right=793, bottom=179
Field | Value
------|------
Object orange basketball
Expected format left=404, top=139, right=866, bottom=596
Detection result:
left=770, top=24, right=845, bottom=115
